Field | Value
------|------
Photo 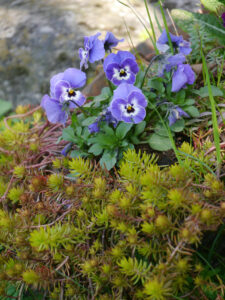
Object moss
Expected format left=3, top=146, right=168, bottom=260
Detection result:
left=0, top=111, right=224, bottom=299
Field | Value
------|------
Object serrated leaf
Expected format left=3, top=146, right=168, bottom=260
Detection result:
left=200, top=0, right=225, bottom=13
left=172, top=9, right=225, bottom=44
left=116, top=123, right=133, bottom=139
left=148, top=133, right=172, bottom=151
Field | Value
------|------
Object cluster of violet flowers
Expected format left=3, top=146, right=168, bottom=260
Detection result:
left=41, top=31, right=149, bottom=129
left=41, top=29, right=195, bottom=129
left=156, top=29, right=195, bottom=125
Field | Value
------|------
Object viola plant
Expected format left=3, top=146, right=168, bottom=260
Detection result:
left=41, top=68, right=86, bottom=124
left=41, top=30, right=199, bottom=169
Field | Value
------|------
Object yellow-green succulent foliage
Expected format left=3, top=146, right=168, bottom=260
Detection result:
left=0, top=109, right=224, bottom=299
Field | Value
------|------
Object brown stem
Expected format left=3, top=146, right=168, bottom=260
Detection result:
left=0, top=175, right=14, bottom=202
left=204, top=142, right=225, bottom=156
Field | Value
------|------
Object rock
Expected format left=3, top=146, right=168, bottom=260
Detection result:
left=0, top=0, right=200, bottom=107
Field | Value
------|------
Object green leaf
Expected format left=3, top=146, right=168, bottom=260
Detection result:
left=193, top=86, right=223, bottom=98
left=70, top=150, right=88, bottom=158
left=154, top=123, right=170, bottom=137
left=100, top=150, right=117, bottom=170
left=116, top=123, right=133, bottom=139
left=148, top=133, right=172, bottom=151
left=200, top=0, right=225, bottom=13
left=62, top=127, right=77, bottom=143
left=94, top=87, right=112, bottom=102
left=184, top=99, right=195, bottom=105
left=89, top=133, right=118, bottom=148
left=147, top=79, right=165, bottom=93
left=170, top=119, right=185, bottom=132
left=82, top=127, right=90, bottom=139
left=71, top=113, right=79, bottom=127
left=172, top=9, right=225, bottom=44
left=0, top=99, right=12, bottom=117
left=130, top=136, right=140, bottom=144
left=135, top=70, right=146, bottom=88
left=134, top=121, right=146, bottom=136
left=185, top=106, right=200, bottom=118
left=82, top=116, right=97, bottom=126
left=102, top=124, right=115, bottom=136
left=88, top=144, right=103, bottom=156
left=75, top=126, right=82, bottom=136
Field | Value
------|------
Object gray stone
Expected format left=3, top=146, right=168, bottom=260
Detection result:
left=0, top=0, right=199, bottom=107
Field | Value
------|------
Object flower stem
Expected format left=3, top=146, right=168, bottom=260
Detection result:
left=70, top=100, right=90, bottom=117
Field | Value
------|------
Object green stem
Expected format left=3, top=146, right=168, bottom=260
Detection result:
left=140, top=55, right=161, bottom=89
left=201, top=49, right=221, bottom=174
left=117, top=0, right=158, bottom=54
left=107, top=79, right=114, bottom=94
left=150, top=103, right=182, bottom=165
left=144, top=0, right=159, bottom=54
left=158, top=0, right=174, bottom=54
left=70, top=100, right=90, bottom=117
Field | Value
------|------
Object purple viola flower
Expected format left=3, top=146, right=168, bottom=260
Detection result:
left=61, top=142, right=73, bottom=157
left=103, top=51, right=139, bottom=86
left=222, top=12, right=225, bottom=27
left=88, top=110, right=118, bottom=134
left=172, top=64, right=195, bottom=92
left=168, top=106, right=189, bottom=126
left=165, top=53, right=186, bottom=72
left=104, top=109, right=118, bottom=127
left=41, top=95, right=68, bottom=124
left=156, top=29, right=192, bottom=55
left=109, top=83, right=147, bottom=124
left=88, top=121, right=100, bottom=134
left=41, top=68, right=86, bottom=124
left=103, top=32, right=124, bottom=52
left=79, top=32, right=105, bottom=70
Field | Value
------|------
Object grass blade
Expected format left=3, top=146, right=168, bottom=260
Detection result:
left=201, top=50, right=222, bottom=174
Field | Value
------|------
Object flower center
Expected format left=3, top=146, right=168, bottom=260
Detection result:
left=126, top=104, right=135, bottom=114
left=67, top=88, right=76, bottom=98
left=119, top=69, right=127, bottom=77
left=172, top=41, right=179, bottom=49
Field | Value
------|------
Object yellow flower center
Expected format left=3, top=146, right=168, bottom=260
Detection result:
left=127, top=105, right=132, bottom=111
left=68, top=89, right=75, bottom=95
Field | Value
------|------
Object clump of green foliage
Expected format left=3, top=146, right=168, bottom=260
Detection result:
left=0, top=108, right=224, bottom=299
left=172, top=0, right=225, bottom=64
